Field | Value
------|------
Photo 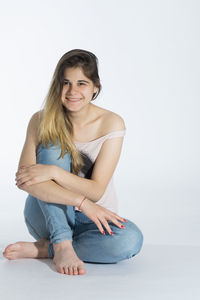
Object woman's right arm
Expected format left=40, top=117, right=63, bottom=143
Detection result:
left=17, top=111, right=84, bottom=207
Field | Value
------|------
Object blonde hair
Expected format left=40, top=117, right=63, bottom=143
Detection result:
left=38, top=49, right=102, bottom=175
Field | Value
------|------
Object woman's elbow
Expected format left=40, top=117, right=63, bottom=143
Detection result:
left=92, top=185, right=106, bottom=202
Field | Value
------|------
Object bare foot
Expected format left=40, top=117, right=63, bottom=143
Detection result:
left=3, top=238, right=49, bottom=260
left=53, top=240, right=86, bottom=276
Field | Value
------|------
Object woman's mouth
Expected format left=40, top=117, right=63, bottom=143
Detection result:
left=66, top=97, right=81, bottom=102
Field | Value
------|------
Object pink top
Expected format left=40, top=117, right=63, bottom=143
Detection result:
left=74, top=130, right=126, bottom=213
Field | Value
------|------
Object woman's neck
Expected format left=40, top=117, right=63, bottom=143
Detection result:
left=67, top=103, right=95, bottom=129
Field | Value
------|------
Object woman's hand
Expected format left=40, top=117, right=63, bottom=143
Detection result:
left=15, top=164, right=56, bottom=187
left=80, top=198, right=126, bottom=235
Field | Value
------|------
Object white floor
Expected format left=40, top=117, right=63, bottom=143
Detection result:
left=0, top=242, right=199, bottom=300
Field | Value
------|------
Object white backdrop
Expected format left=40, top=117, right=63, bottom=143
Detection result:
left=0, top=0, right=199, bottom=246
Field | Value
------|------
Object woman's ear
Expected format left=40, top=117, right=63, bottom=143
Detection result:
left=91, top=90, right=98, bottom=100
left=94, top=86, right=98, bottom=93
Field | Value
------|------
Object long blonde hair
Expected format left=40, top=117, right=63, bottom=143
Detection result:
left=38, top=49, right=102, bottom=175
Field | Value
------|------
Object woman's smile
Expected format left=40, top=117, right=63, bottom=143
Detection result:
left=66, top=97, right=82, bottom=103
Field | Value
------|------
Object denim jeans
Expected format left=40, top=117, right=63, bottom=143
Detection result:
left=23, top=142, right=143, bottom=263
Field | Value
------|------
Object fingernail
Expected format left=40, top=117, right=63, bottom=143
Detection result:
left=123, top=219, right=127, bottom=222
left=121, top=225, right=125, bottom=229
left=102, top=230, right=105, bottom=235
left=110, top=231, right=114, bottom=235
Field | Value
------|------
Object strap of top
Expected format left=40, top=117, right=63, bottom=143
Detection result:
left=103, top=129, right=126, bottom=140
left=74, top=129, right=126, bottom=144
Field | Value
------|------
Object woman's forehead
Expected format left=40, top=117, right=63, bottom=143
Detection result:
left=64, top=67, right=88, bottom=79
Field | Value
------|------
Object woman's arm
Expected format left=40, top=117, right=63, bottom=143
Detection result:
left=52, top=114, right=126, bottom=201
left=19, top=179, right=84, bottom=207
left=53, top=136, right=124, bottom=201
left=17, top=112, right=87, bottom=207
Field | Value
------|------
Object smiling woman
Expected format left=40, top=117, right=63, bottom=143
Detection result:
left=61, top=67, right=98, bottom=112
left=3, top=49, right=143, bottom=276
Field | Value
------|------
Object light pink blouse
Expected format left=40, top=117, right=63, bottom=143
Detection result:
left=74, top=130, right=126, bottom=213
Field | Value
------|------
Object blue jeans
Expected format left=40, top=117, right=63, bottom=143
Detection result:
left=23, top=142, right=143, bottom=263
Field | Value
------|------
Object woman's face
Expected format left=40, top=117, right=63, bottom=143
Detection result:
left=61, top=67, right=98, bottom=112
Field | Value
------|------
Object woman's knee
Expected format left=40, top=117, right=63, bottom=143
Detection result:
left=109, top=220, right=144, bottom=261
left=36, top=142, right=71, bottom=171
left=125, top=220, right=144, bottom=256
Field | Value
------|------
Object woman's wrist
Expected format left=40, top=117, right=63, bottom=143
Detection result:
left=78, top=196, right=87, bottom=210
left=75, top=195, right=89, bottom=210
left=51, top=166, right=71, bottom=190
left=50, top=165, right=58, bottom=181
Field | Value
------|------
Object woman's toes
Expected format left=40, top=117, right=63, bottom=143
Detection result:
left=3, top=249, right=13, bottom=258
left=56, top=266, right=64, bottom=274
left=3, top=244, right=12, bottom=252
left=4, top=244, right=16, bottom=253
left=68, top=267, right=73, bottom=275
left=63, top=267, right=68, bottom=274
left=11, top=243, right=21, bottom=250
left=73, top=267, right=78, bottom=275
left=4, top=253, right=14, bottom=260
left=78, top=267, right=86, bottom=275
left=3, top=252, right=9, bottom=258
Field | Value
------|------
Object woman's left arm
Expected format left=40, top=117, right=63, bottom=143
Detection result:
left=53, top=136, right=124, bottom=201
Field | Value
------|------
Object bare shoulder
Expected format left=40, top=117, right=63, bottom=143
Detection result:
left=28, top=110, right=44, bottom=131
left=27, top=110, right=43, bottom=144
left=105, top=111, right=126, bottom=131
left=98, top=107, right=126, bottom=134
left=29, top=110, right=43, bottom=124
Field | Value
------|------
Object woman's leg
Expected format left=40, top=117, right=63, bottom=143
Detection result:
left=72, top=211, right=143, bottom=263
left=23, top=142, right=86, bottom=275
left=24, top=194, right=74, bottom=258
left=24, top=142, right=75, bottom=258
left=4, top=141, right=85, bottom=275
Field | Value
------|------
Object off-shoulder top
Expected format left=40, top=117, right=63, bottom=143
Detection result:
left=74, top=129, right=126, bottom=213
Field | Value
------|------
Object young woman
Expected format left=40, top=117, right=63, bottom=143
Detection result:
left=3, top=49, right=143, bottom=275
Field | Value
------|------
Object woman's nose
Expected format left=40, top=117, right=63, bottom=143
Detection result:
left=68, top=84, right=78, bottom=94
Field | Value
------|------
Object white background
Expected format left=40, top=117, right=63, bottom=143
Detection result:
left=0, top=0, right=199, bottom=246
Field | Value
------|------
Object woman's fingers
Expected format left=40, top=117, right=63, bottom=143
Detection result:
left=16, top=168, right=26, bottom=176
left=81, top=201, right=127, bottom=236
left=109, top=217, right=125, bottom=230
left=15, top=169, right=30, bottom=183
left=100, top=211, right=126, bottom=233
left=15, top=173, right=27, bottom=182
left=94, top=218, right=106, bottom=235
left=100, top=219, right=113, bottom=235
left=96, top=211, right=126, bottom=235
left=111, top=212, right=126, bottom=223
left=16, top=176, right=30, bottom=186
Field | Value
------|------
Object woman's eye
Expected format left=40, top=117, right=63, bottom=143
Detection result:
left=64, top=81, right=69, bottom=85
left=78, top=82, right=85, bottom=86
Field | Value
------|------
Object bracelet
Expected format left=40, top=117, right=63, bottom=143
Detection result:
left=78, top=196, right=87, bottom=211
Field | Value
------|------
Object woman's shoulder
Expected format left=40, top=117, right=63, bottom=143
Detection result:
left=27, top=110, right=44, bottom=142
left=28, top=110, right=44, bottom=128
left=94, top=106, right=126, bottom=134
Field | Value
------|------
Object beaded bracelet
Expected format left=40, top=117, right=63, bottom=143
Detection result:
left=78, top=196, right=87, bottom=211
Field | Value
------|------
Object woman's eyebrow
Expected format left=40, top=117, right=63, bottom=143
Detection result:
left=78, top=80, right=89, bottom=83
left=63, top=79, right=89, bottom=83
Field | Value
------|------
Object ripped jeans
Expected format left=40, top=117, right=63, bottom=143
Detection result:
left=23, top=142, right=143, bottom=263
